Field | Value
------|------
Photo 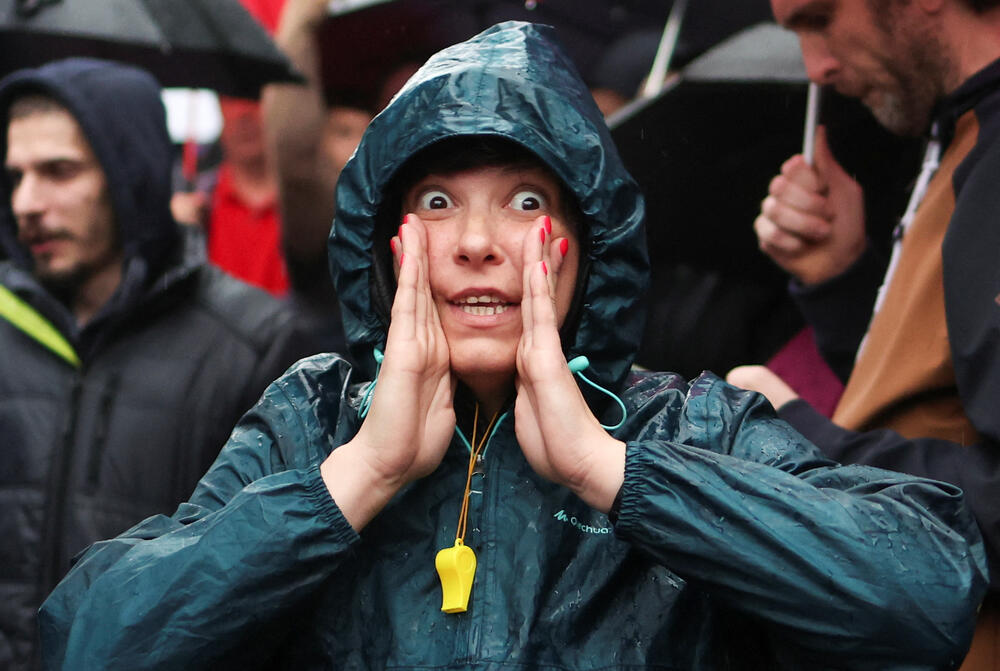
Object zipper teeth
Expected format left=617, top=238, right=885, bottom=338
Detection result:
left=466, top=422, right=502, bottom=659
left=86, top=372, right=121, bottom=492
left=39, top=376, right=83, bottom=598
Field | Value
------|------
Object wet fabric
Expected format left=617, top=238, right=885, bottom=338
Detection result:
left=38, top=23, right=987, bottom=671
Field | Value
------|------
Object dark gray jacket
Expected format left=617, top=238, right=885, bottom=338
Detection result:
left=0, top=59, right=313, bottom=670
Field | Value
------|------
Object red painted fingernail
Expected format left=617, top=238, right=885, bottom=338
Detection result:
left=544, top=215, right=552, bottom=234
left=540, top=228, right=546, bottom=243
left=541, top=261, right=548, bottom=276
left=390, top=238, right=398, bottom=254
left=559, top=238, right=569, bottom=257
left=399, top=253, right=405, bottom=266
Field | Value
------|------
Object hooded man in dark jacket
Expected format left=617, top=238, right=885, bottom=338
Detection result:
left=0, top=58, right=314, bottom=670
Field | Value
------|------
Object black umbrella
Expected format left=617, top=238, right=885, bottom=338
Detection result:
left=610, top=22, right=923, bottom=280
left=313, top=0, right=679, bottom=112
left=0, top=0, right=302, bottom=98
left=610, top=22, right=923, bottom=377
left=316, top=0, right=479, bottom=111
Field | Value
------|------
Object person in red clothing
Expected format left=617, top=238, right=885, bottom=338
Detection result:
left=169, top=0, right=289, bottom=296
left=170, top=97, right=289, bottom=296
left=206, top=97, right=288, bottom=295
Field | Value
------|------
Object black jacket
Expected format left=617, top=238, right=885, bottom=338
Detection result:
left=0, top=59, right=313, bottom=670
left=780, top=57, right=1000, bottom=588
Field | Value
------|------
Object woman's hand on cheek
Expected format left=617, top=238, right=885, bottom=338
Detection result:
left=514, top=217, right=625, bottom=513
left=321, top=214, right=456, bottom=530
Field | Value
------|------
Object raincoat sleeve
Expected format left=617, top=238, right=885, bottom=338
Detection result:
left=613, top=372, right=987, bottom=669
left=38, top=357, right=362, bottom=670
left=780, top=397, right=1000, bottom=594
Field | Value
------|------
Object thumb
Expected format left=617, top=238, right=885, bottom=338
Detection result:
left=812, top=125, right=848, bottom=185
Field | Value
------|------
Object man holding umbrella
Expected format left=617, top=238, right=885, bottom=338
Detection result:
left=0, top=58, right=313, bottom=670
left=728, top=0, right=1000, bottom=666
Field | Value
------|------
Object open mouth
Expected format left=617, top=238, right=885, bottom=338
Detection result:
left=453, top=294, right=514, bottom=316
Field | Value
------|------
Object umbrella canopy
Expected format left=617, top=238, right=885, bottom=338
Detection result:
left=610, top=22, right=924, bottom=377
left=0, top=0, right=302, bottom=98
left=610, top=22, right=923, bottom=280
left=314, top=0, right=681, bottom=112
left=311, top=0, right=772, bottom=112
left=317, top=0, right=478, bottom=111
left=680, top=21, right=806, bottom=83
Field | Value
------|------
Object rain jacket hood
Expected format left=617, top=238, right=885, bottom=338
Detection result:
left=0, top=57, right=179, bottom=275
left=330, top=21, right=649, bottom=390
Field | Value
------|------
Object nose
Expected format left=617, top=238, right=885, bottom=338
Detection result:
left=454, top=212, right=503, bottom=266
left=799, top=35, right=839, bottom=86
left=10, top=171, right=46, bottom=219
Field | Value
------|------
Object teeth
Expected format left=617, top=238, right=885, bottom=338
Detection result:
left=458, top=295, right=502, bottom=305
left=461, top=304, right=508, bottom=315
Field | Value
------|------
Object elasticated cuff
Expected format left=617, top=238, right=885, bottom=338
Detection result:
left=303, top=460, right=362, bottom=546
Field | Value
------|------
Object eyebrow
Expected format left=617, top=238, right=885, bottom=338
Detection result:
left=6, top=155, right=88, bottom=169
left=781, top=0, right=835, bottom=30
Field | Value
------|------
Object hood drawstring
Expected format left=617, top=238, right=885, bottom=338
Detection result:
left=358, top=349, right=626, bottom=431
left=568, top=356, right=627, bottom=431
left=357, top=348, right=384, bottom=418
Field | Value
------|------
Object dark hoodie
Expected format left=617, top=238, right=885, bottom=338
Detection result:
left=38, top=26, right=985, bottom=671
left=0, top=58, right=181, bottom=349
left=0, top=59, right=312, bottom=671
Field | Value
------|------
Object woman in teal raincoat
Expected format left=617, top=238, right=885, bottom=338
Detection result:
left=41, top=21, right=985, bottom=670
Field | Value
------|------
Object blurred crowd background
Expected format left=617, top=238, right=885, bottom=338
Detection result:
left=159, top=0, right=913, bottom=391
left=0, top=0, right=928, bottom=407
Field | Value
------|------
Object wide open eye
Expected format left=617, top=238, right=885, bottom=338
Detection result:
left=419, top=190, right=453, bottom=210
left=510, top=189, right=546, bottom=211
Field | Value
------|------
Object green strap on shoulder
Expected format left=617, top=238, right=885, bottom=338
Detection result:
left=0, top=284, right=80, bottom=368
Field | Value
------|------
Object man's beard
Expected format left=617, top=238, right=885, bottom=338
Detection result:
left=866, top=13, right=949, bottom=136
left=867, top=86, right=936, bottom=137
left=35, top=260, right=90, bottom=301
left=865, top=61, right=943, bottom=136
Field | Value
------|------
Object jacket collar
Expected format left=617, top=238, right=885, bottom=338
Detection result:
left=932, top=56, right=1000, bottom=147
left=0, top=230, right=201, bottom=360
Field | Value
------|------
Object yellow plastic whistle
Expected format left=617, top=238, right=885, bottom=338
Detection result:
left=435, top=540, right=476, bottom=613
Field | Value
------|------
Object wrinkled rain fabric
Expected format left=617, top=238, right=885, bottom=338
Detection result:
left=40, top=23, right=986, bottom=671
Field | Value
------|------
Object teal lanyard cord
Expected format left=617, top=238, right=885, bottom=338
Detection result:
left=567, top=356, right=627, bottom=431
left=358, top=348, right=384, bottom=418
left=360, top=351, right=626, bottom=433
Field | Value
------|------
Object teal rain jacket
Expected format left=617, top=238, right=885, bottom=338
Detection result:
left=39, top=22, right=986, bottom=670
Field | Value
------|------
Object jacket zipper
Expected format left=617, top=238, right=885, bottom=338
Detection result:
left=85, top=371, right=121, bottom=493
left=464, top=430, right=500, bottom=660
left=38, top=375, right=83, bottom=599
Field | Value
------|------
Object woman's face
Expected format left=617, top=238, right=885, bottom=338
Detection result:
left=401, top=164, right=580, bottom=390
